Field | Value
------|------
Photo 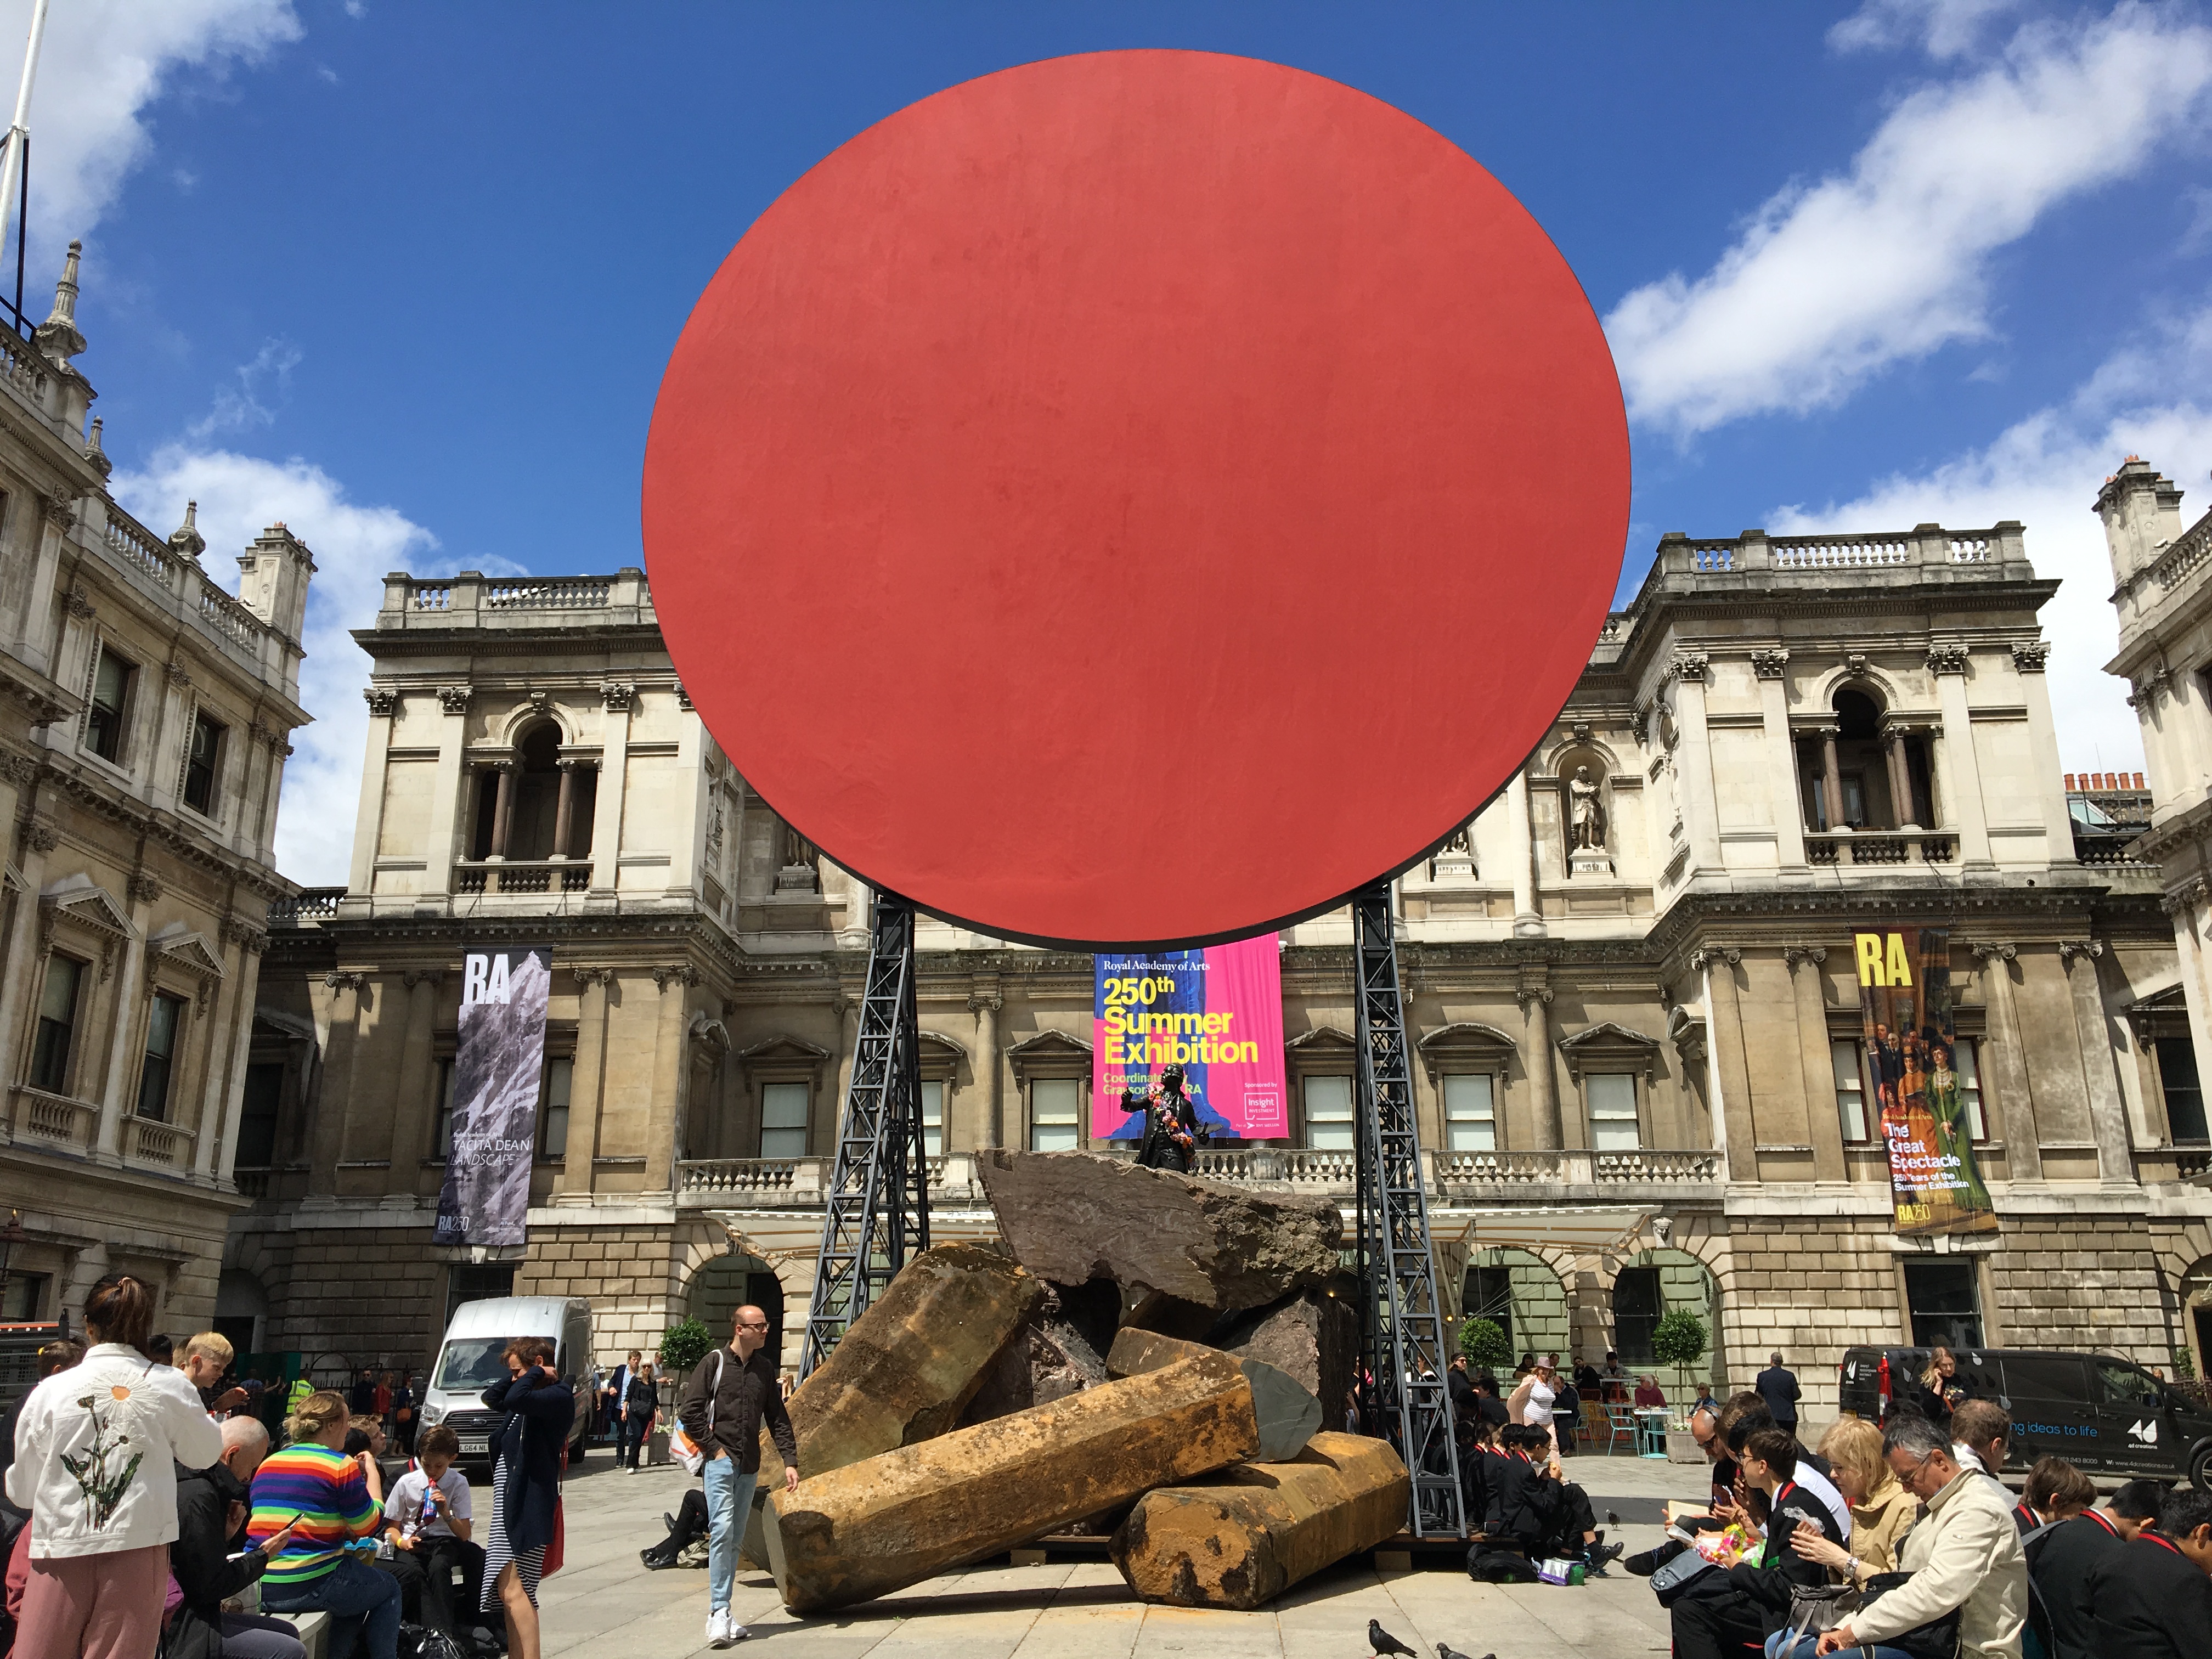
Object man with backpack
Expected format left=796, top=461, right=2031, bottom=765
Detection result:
left=677, top=1305, right=799, bottom=1650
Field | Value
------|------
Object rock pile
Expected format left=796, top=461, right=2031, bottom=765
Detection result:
left=761, top=1150, right=1408, bottom=1615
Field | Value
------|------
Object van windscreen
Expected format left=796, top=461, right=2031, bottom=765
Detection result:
left=435, top=1338, right=511, bottom=1391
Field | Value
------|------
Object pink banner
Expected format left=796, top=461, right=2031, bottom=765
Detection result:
left=1092, top=934, right=1287, bottom=1139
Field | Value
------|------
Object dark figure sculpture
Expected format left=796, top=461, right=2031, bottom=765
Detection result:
left=1131, top=1064, right=1209, bottom=1173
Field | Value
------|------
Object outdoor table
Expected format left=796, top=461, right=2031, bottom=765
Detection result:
left=1635, top=1407, right=1671, bottom=1457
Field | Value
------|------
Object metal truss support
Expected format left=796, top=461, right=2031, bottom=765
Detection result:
left=798, top=890, right=929, bottom=1378
left=1352, top=879, right=1465, bottom=1539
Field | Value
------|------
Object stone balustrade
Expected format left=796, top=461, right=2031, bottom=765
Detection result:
left=453, top=859, right=593, bottom=894
left=1657, top=523, right=2023, bottom=579
left=1804, top=830, right=1955, bottom=867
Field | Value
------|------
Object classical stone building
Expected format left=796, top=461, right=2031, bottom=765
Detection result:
left=244, top=518, right=2212, bottom=1414
left=0, top=246, right=313, bottom=1341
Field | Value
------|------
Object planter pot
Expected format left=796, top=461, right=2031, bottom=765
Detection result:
left=646, top=1430, right=672, bottom=1466
left=1666, top=1430, right=1706, bottom=1465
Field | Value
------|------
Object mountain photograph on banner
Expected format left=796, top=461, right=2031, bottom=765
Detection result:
left=1855, top=927, right=1997, bottom=1239
left=433, top=948, right=552, bottom=1249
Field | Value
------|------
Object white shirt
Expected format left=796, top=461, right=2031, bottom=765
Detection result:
left=7, top=1344, right=224, bottom=1556
left=1792, top=1459, right=1854, bottom=1539
left=1522, top=1376, right=1555, bottom=1426
left=387, top=1465, right=472, bottom=1539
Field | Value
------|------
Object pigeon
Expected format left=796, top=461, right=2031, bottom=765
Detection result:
left=1369, top=1621, right=1419, bottom=1658
left=1437, top=1646, right=1494, bottom=1659
left=1606, top=1509, right=1622, bottom=1527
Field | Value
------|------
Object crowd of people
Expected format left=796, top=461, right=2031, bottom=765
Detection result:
left=0, top=1271, right=579, bottom=1659
left=1624, top=1352, right=2212, bottom=1658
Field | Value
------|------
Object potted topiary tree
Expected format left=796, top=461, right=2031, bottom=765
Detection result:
left=1652, top=1309, right=1710, bottom=1462
left=1458, top=1317, right=1513, bottom=1375
left=653, top=1319, right=714, bottom=1466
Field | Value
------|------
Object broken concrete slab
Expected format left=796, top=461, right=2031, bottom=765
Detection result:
left=1209, top=1288, right=1359, bottom=1423
left=977, top=1149, right=1341, bottom=1314
left=1110, top=1432, right=1410, bottom=1609
left=1106, top=1328, right=1321, bottom=1462
left=764, top=1349, right=1260, bottom=1614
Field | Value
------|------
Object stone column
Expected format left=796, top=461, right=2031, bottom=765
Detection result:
left=2061, top=941, right=2135, bottom=1187
left=1786, top=947, right=1846, bottom=1183
left=1820, top=731, right=1844, bottom=832
left=1507, top=772, right=1541, bottom=935
left=1699, top=947, right=1756, bottom=1182
left=643, top=965, right=697, bottom=1192
left=424, top=686, right=472, bottom=898
left=388, top=970, right=442, bottom=1175
left=1517, top=985, right=1560, bottom=1150
left=558, top=968, right=613, bottom=1197
left=0, top=820, right=55, bottom=1088
left=348, top=690, right=398, bottom=894
left=1671, top=655, right=1723, bottom=871
left=190, top=932, right=250, bottom=1180
left=1886, top=730, right=1915, bottom=827
left=1752, top=652, right=1805, bottom=866
left=211, top=934, right=267, bottom=1188
left=308, top=972, right=367, bottom=1194
left=552, top=760, right=580, bottom=859
left=2014, top=645, right=2075, bottom=862
left=488, top=761, right=517, bottom=860
left=95, top=877, right=160, bottom=1162
left=1971, top=943, right=2040, bottom=1183
left=969, top=986, right=1002, bottom=1149
left=588, top=684, right=635, bottom=896
left=1929, top=647, right=1992, bottom=867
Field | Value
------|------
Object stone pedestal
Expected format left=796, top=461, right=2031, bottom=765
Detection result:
left=1110, top=1432, right=1409, bottom=1609
left=1570, top=847, right=1615, bottom=878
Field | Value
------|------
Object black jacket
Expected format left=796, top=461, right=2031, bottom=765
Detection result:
left=1482, top=1452, right=1559, bottom=1550
left=168, top=1460, right=267, bottom=1659
left=623, top=1374, right=658, bottom=1419
left=2089, top=1532, right=2212, bottom=1659
left=1135, top=1094, right=1204, bottom=1172
left=1725, top=1478, right=1846, bottom=1617
left=2028, top=1509, right=2125, bottom=1659
left=678, top=1345, right=798, bottom=1475
left=1755, top=1365, right=1801, bottom=1423
left=481, top=1367, right=575, bottom=1556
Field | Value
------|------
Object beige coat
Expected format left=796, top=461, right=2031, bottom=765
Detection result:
left=1848, top=1476, right=1920, bottom=1575
left=1850, top=1469, right=2025, bottom=1659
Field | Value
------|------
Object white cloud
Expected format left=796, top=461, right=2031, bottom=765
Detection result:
left=1607, top=7, right=2212, bottom=437
left=111, top=444, right=444, bottom=886
left=0, top=0, right=301, bottom=274
left=1765, top=307, right=2212, bottom=777
left=186, top=337, right=300, bottom=438
left=1830, top=0, right=2026, bottom=58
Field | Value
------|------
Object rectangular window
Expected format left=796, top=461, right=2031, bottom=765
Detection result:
left=1304, top=1074, right=1355, bottom=1150
left=137, top=993, right=185, bottom=1121
left=1587, top=1073, right=1640, bottom=1150
left=1612, top=1265, right=1665, bottom=1365
left=236, top=1062, right=284, bottom=1167
left=760, top=1081, right=809, bottom=1159
left=1462, top=1264, right=1515, bottom=1355
left=539, top=1056, right=573, bottom=1159
left=919, top=1079, right=945, bottom=1158
left=1903, top=1259, right=1983, bottom=1348
left=182, top=709, right=223, bottom=814
left=2159, top=1037, right=2208, bottom=1143
left=1442, top=1073, right=1496, bottom=1152
left=444, top=1262, right=516, bottom=1328
left=1029, top=1077, right=1080, bottom=1152
left=29, top=956, right=83, bottom=1093
left=1955, top=1039, right=1987, bottom=1142
left=0, top=1272, right=46, bottom=1321
left=86, top=647, right=132, bottom=763
left=432, top=1060, right=456, bottom=1159
left=1832, top=1040, right=1871, bottom=1144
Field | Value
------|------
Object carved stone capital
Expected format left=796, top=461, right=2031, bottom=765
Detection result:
left=24, top=822, right=58, bottom=854
left=967, top=992, right=1004, bottom=1014
left=1668, top=652, right=1709, bottom=684
left=363, top=687, right=399, bottom=718
left=2011, top=641, right=2051, bottom=674
left=1968, top=941, right=2018, bottom=963
left=324, top=970, right=369, bottom=994
left=601, top=680, right=637, bottom=713
left=1750, top=648, right=1790, bottom=680
left=1926, top=644, right=1968, bottom=676
left=42, top=489, right=75, bottom=528
left=1514, top=985, right=1553, bottom=1011
left=2057, top=939, right=2104, bottom=965
left=675, top=682, right=693, bottom=710
left=0, top=749, right=36, bottom=787
left=437, top=685, right=472, bottom=715
left=573, top=966, right=617, bottom=990
left=164, top=659, right=191, bottom=687
left=402, top=968, right=446, bottom=991
left=126, top=872, right=162, bottom=906
left=1781, top=945, right=1827, bottom=969
left=651, top=964, right=702, bottom=992
left=63, top=586, right=94, bottom=620
left=1688, top=945, right=1741, bottom=971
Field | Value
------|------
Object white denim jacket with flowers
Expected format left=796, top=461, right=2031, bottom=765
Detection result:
left=7, top=1342, right=224, bottom=1555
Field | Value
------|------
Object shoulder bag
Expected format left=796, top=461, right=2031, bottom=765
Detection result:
left=1858, top=1570, right=1964, bottom=1659
left=670, top=1350, right=724, bottom=1477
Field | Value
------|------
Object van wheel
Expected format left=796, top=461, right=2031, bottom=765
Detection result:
left=2194, top=1444, right=2212, bottom=1494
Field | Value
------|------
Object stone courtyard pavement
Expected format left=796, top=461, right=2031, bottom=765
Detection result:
left=527, top=1448, right=1706, bottom=1659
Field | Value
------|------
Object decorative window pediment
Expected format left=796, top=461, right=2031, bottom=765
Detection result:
left=149, top=924, right=227, bottom=981
left=1557, top=1021, right=1662, bottom=1081
left=738, top=1032, right=830, bottom=1083
left=1006, top=1028, right=1091, bottom=1077
left=917, top=1029, right=968, bottom=1083
left=1415, top=1021, right=1518, bottom=1078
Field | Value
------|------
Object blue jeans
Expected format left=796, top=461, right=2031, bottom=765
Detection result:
left=1765, top=1637, right=1918, bottom=1659
left=262, top=1555, right=401, bottom=1659
left=704, top=1453, right=759, bottom=1614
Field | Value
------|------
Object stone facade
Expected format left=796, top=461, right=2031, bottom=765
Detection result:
left=0, top=247, right=311, bottom=1341
left=239, top=518, right=2212, bottom=1413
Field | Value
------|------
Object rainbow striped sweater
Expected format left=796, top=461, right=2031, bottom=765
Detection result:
left=246, top=1443, right=381, bottom=1585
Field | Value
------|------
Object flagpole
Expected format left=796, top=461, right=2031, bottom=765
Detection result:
left=0, top=0, right=51, bottom=318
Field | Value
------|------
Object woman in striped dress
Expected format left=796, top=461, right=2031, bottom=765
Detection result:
left=481, top=1336, right=575, bottom=1659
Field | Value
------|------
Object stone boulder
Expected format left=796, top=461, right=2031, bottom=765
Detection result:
left=1208, top=1288, right=1359, bottom=1423
left=1111, top=1432, right=1410, bottom=1609
left=977, top=1149, right=1342, bottom=1313
left=1107, top=1327, right=1321, bottom=1463
left=956, top=1301, right=1110, bottom=1427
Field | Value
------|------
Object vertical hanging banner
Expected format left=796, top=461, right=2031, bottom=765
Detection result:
left=1092, top=934, right=1287, bottom=1141
left=1855, top=928, right=1997, bottom=1237
left=433, top=948, right=552, bottom=1248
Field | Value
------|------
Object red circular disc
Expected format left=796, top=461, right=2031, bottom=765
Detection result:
left=644, top=49, right=1628, bottom=949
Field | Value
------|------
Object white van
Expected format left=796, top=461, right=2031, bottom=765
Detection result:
left=418, top=1296, right=594, bottom=1471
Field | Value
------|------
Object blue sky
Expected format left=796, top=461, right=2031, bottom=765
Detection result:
left=15, top=0, right=2212, bottom=882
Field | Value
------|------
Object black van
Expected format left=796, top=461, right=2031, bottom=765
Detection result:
left=1837, top=1346, right=2212, bottom=1491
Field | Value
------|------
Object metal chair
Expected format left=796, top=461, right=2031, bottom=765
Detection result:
left=1604, top=1402, right=1638, bottom=1454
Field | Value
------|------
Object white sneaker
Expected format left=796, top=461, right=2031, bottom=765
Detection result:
left=707, top=1609, right=747, bottom=1648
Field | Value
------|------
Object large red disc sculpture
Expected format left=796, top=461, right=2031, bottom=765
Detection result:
left=644, top=49, right=1628, bottom=949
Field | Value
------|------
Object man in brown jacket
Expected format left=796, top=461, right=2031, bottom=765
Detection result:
left=678, top=1305, right=799, bottom=1650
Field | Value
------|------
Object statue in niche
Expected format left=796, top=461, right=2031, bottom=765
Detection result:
left=1440, top=823, right=1472, bottom=856
left=1569, top=765, right=1606, bottom=851
left=775, top=820, right=821, bottom=893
